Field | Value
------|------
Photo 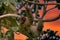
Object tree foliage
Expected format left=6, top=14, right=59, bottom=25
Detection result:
left=0, top=0, right=60, bottom=40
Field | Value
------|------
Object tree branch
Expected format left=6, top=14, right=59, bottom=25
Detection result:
left=43, top=14, right=60, bottom=22
left=42, top=0, right=47, bottom=18
left=9, top=3, right=17, bottom=13
left=42, top=6, right=57, bottom=19
left=25, top=4, right=34, bottom=25
left=24, top=0, right=60, bottom=5
left=46, top=6, right=57, bottom=12
left=0, top=14, right=21, bottom=19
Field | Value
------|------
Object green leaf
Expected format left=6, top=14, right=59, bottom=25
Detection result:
left=0, top=0, right=17, bottom=13
left=9, top=0, right=17, bottom=6
left=0, top=17, right=18, bottom=29
left=0, top=2, right=2, bottom=7
left=6, top=17, right=18, bottom=27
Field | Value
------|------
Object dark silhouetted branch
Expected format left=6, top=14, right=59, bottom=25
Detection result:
left=42, top=0, right=47, bottom=18
left=24, top=0, right=60, bottom=5
left=42, top=6, right=57, bottom=18
left=43, top=14, right=60, bottom=22
left=46, top=6, right=57, bottom=12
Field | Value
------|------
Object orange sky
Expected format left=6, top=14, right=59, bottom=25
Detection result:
left=39, top=0, right=60, bottom=36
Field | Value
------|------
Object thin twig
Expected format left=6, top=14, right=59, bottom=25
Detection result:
left=42, top=0, right=47, bottom=18
left=42, top=5, right=57, bottom=18
left=46, top=6, right=57, bottom=12
left=43, top=14, right=60, bottom=22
